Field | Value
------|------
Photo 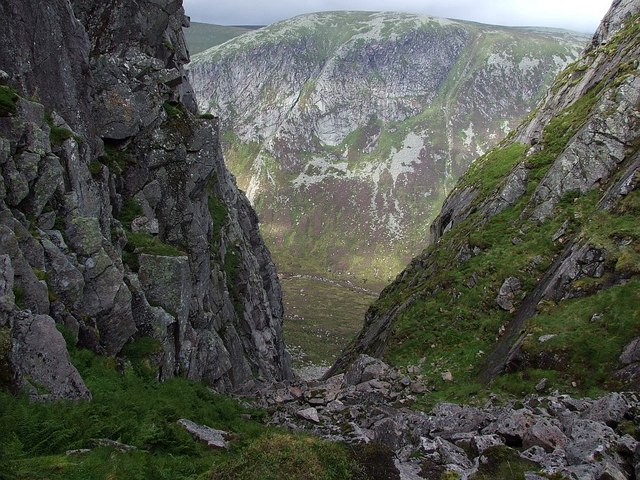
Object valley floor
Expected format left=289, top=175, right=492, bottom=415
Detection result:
left=281, top=273, right=378, bottom=375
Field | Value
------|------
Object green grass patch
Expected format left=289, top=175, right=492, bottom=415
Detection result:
left=116, top=198, right=184, bottom=270
left=117, top=198, right=144, bottom=228
left=45, top=112, right=79, bottom=146
left=0, top=347, right=363, bottom=480
left=282, top=276, right=376, bottom=367
left=211, top=432, right=360, bottom=480
left=124, top=231, right=184, bottom=258
left=98, top=144, right=136, bottom=175
left=120, top=337, right=162, bottom=360
left=162, top=101, right=192, bottom=138
left=0, top=327, right=12, bottom=388
left=162, top=102, right=182, bottom=119
left=208, top=194, right=228, bottom=244
left=0, top=84, right=19, bottom=116
left=468, top=445, right=538, bottom=479
left=88, top=159, right=103, bottom=176
left=459, top=143, right=528, bottom=195
left=119, top=336, right=163, bottom=379
left=518, top=279, right=640, bottom=393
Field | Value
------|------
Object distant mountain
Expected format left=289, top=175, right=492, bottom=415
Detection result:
left=185, top=22, right=263, bottom=54
left=188, top=12, right=588, bottom=285
left=326, top=2, right=640, bottom=399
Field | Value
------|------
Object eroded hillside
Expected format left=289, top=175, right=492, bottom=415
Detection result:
left=188, top=12, right=588, bottom=283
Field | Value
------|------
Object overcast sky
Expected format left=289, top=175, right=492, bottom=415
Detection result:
left=182, top=0, right=612, bottom=33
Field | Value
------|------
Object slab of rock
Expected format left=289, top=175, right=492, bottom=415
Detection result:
left=297, top=407, right=320, bottom=423
left=344, top=354, right=391, bottom=386
left=326, top=399, right=347, bottom=413
left=373, top=417, right=409, bottom=451
left=427, top=403, right=493, bottom=439
left=66, top=449, right=91, bottom=456
left=620, top=338, right=640, bottom=365
left=582, top=393, right=630, bottom=427
left=565, top=419, right=618, bottom=465
left=90, top=438, right=136, bottom=452
left=598, top=461, right=629, bottom=480
left=496, top=277, right=522, bottom=311
left=10, top=312, right=91, bottom=400
left=437, top=437, right=473, bottom=470
left=523, top=418, right=567, bottom=453
left=471, top=434, right=504, bottom=455
left=177, top=418, right=229, bottom=449
left=0, top=254, right=14, bottom=325
left=483, top=409, right=534, bottom=446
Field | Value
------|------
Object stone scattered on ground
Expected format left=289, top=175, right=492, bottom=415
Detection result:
left=251, top=354, right=640, bottom=480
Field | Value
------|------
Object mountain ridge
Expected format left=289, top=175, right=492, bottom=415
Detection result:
left=188, top=12, right=589, bottom=284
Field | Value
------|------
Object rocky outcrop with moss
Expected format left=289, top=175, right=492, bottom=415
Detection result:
left=327, top=0, right=640, bottom=401
left=0, top=0, right=291, bottom=400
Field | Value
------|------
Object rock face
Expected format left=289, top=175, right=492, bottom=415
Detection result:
left=187, top=12, right=588, bottom=283
left=326, top=0, right=640, bottom=392
left=0, top=0, right=291, bottom=398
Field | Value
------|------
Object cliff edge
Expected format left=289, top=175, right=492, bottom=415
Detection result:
left=0, top=0, right=291, bottom=400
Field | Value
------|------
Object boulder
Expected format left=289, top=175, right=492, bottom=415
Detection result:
left=0, top=254, right=14, bottom=325
left=483, top=409, right=534, bottom=446
left=496, top=277, right=522, bottom=311
left=344, top=354, right=391, bottom=386
left=373, top=417, right=408, bottom=451
left=470, top=434, right=504, bottom=455
left=619, top=338, right=640, bottom=365
left=297, top=407, right=320, bottom=423
left=177, top=418, right=229, bottom=449
left=582, top=393, right=630, bottom=427
left=565, top=419, right=618, bottom=465
left=9, top=311, right=90, bottom=400
left=424, top=403, right=493, bottom=440
left=523, top=418, right=567, bottom=452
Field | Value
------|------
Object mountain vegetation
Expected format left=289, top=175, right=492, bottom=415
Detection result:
left=186, top=22, right=262, bottom=54
left=326, top=1, right=640, bottom=406
left=188, top=12, right=589, bottom=284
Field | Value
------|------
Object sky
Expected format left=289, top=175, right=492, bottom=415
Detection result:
left=182, top=0, right=612, bottom=33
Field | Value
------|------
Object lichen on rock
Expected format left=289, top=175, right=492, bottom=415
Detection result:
left=0, top=0, right=291, bottom=399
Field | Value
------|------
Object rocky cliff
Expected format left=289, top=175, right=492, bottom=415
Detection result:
left=0, top=0, right=291, bottom=400
left=187, top=13, right=588, bottom=283
left=326, top=0, right=640, bottom=398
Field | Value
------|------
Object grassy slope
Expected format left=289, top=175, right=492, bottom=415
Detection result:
left=342, top=17, right=640, bottom=406
left=0, top=339, right=362, bottom=480
left=185, top=22, right=260, bottom=55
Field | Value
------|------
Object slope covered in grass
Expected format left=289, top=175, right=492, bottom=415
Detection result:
left=327, top=10, right=640, bottom=404
left=0, top=340, right=361, bottom=480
